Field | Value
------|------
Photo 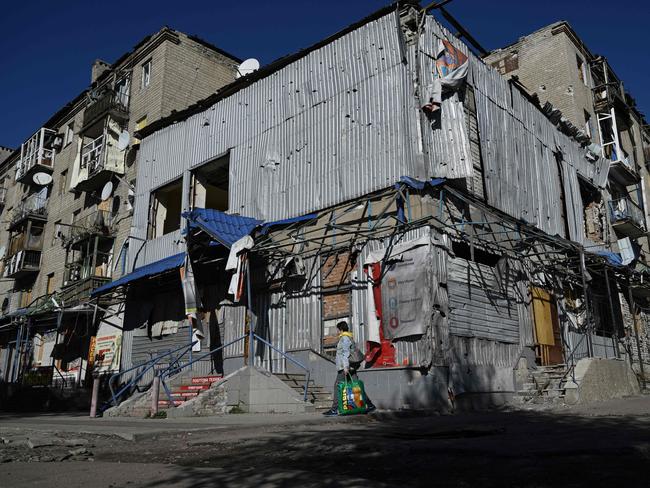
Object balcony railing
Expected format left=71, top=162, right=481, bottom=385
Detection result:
left=3, top=250, right=41, bottom=278
left=82, top=90, right=129, bottom=130
left=609, top=197, right=646, bottom=234
left=10, top=193, right=48, bottom=229
left=17, top=128, right=56, bottom=182
left=81, top=134, right=106, bottom=177
left=61, top=210, right=115, bottom=247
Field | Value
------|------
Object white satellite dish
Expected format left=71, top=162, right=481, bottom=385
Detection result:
left=117, top=130, right=130, bottom=151
left=0, top=245, right=6, bottom=259
left=100, top=181, right=114, bottom=201
left=33, top=172, right=52, bottom=186
left=236, top=58, right=260, bottom=79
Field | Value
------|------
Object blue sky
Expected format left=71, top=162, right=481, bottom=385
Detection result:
left=1, top=0, right=647, bottom=149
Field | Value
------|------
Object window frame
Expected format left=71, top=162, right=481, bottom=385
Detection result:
left=141, top=60, right=152, bottom=89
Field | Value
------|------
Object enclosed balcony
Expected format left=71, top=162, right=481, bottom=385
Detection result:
left=3, top=251, right=42, bottom=279
left=16, top=128, right=56, bottom=184
left=62, top=231, right=114, bottom=304
left=75, top=124, right=126, bottom=192
left=82, top=89, right=129, bottom=133
left=609, top=197, right=646, bottom=238
left=9, top=191, right=48, bottom=231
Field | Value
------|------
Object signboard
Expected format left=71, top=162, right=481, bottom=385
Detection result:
left=380, top=245, right=430, bottom=340
left=92, top=334, right=122, bottom=374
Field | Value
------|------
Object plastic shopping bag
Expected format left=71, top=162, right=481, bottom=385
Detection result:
left=337, top=376, right=368, bottom=415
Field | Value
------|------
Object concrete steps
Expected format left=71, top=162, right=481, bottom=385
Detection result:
left=158, top=375, right=222, bottom=410
left=274, top=373, right=332, bottom=411
left=514, top=364, right=569, bottom=406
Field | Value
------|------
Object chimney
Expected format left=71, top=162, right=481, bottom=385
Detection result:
left=91, top=59, right=110, bottom=84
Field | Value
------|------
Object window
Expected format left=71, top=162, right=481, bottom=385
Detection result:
left=135, top=116, right=148, bottom=131
left=584, top=110, right=593, bottom=139
left=148, top=179, right=182, bottom=239
left=576, top=55, right=588, bottom=86
left=46, top=273, right=55, bottom=295
left=141, top=60, right=151, bottom=89
left=64, top=122, right=74, bottom=147
left=52, top=220, right=62, bottom=245
left=190, top=153, right=229, bottom=211
left=59, top=170, right=68, bottom=196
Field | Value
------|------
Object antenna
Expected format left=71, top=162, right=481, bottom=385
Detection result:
left=236, top=58, right=260, bottom=79
left=32, top=172, right=53, bottom=186
left=100, top=181, right=114, bottom=201
left=117, top=130, right=130, bottom=151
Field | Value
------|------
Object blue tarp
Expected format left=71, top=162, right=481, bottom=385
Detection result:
left=91, top=252, right=186, bottom=296
left=594, top=249, right=623, bottom=267
left=183, top=208, right=262, bottom=248
left=397, top=176, right=446, bottom=190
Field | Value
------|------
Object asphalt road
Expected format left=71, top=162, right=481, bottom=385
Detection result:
left=1, top=396, right=650, bottom=487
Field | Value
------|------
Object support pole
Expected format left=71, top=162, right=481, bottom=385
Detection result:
left=579, top=249, right=594, bottom=358
left=603, top=267, right=620, bottom=359
left=89, top=376, right=100, bottom=417
left=151, top=374, right=160, bottom=416
left=627, top=280, right=647, bottom=390
left=246, top=256, right=254, bottom=365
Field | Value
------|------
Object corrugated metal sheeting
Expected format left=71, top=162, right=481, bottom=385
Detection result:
left=448, top=258, right=520, bottom=343
left=135, top=11, right=422, bottom=228
left=425, top=17, right=609, bottom=241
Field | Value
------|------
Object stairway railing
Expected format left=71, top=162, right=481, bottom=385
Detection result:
left=158, top=333, right=311, bottom=406
left=106, top=341, right=196, bottom=409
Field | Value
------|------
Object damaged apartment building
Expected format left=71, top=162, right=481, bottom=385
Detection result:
left=485, top=21, right=650, bottom=386
left=0, top=29, right=241, bottom=394
left=86, top=1, right=649, bottom=414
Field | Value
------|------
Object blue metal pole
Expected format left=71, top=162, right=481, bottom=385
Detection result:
left=246, top=256, right=254, bottom=365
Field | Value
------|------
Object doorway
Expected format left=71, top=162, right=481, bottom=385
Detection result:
left=531, top=287, right=564, bottom=365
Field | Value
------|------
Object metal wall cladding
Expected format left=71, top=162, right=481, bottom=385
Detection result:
left=448, top=257, right=521, bottom=344
left=448, top=335, right=523, bottom=368
left=221, top=260, right=322, bottom=370
left=567, top=331, right=617, bottom=361
left=135, top=11, right=421, bottom=225
left=419, top=18, right=472, bottom=179
left=427, top=8, right=609, bottom=241
left=351, top=226, right=436, bottom=367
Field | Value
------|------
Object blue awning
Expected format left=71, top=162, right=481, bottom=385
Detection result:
left=397, top=176, right=446, bottom=190
left=183, top=208, right=262, bottom=247
left=594, top=249, right=623, bottom=267
left=91, top=252, right=186, bottom=296
left=259, top=213, right=319, bottom=235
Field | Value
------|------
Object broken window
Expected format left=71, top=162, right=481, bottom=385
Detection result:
left=64, top=122, right=74, bottom=147
left=148, top=179, right=182, bottom=239
left=190, top=153, right=229, bottom=211
left=320, top=252, right=355, bottom=355
left=141, top=60, right=151, bottom=89
left=584, top=110, right=593, bottom=139
left=576, top=55, right=587, bottom=86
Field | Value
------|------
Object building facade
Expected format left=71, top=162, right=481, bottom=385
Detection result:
left=91, top=2, right=649, bottom=412
left=0, top=29, right=240, bottom=389
left=485, top=20, right=650, bottom=390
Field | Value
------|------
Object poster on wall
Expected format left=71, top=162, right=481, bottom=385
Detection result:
left=380, top=245, right=430, bottom=341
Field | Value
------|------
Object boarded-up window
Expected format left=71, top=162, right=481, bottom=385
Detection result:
left=321, top=252, right=355, bottom=350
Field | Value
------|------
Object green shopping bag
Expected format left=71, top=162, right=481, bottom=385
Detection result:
left=337, top=375, right=368, bottom=415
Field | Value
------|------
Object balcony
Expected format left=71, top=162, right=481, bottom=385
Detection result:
left=82, top=90, right=129, bottom=132
left=75, top=133, right=123, bottom=192
left=61, top=210, right=116, bottom=249
left=608, top=147, right=639, bottom=186
left=609, top=197, right=646, bottom=238
left=9, top=192, right=48, bottom=231
left=16, top=128, right=56, bottom=183
left=3, top=250, right=41, bottom=278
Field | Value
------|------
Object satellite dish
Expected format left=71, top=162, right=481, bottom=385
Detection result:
left=33, top=172, right=52, bottom=186
left=100, top=181, right=114, bottom=201
left=117, top=130, right=130, bottom=151
left=236, top=58, right=260, bottom=79
left=0, top=245, right=6, bottom=259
